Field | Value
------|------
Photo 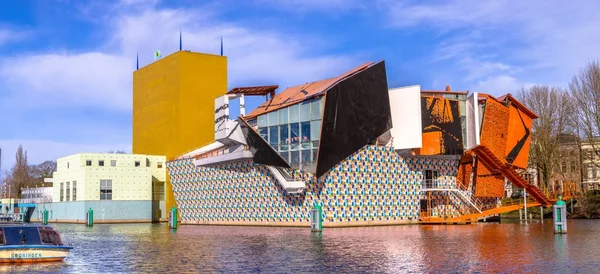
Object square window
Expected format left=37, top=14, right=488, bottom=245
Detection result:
left=268, top=110, right=279, bottom=126
left=157, top=162, right=163, bottom=168
left=111, top=160, right=117, bottom=166
left=257, top=115, right=267, bottom=127
left=279, top=107, right=289, bottom=124
left=86, top=160, right=92, bottom=166
left=310, top=120, right=321, bottom=140
left=135, top=161, right=140, bottom=167
left=300, top=101, right=311, bottom=122
left=311, top=98, right=322, bottom=120
left=99, top=160, right=104, bottom=166
left=100, top=179, right=113, bottom=200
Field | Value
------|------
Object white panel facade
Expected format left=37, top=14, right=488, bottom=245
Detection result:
left=466, top=92, right=480, bottom=149
left=388, top=85, right=422, bottom=150
left=214, top=95, right=229, bottom=140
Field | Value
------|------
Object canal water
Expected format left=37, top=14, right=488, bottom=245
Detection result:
left=2, top=220, right=600, bottom=273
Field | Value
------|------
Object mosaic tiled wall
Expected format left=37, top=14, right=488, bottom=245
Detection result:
left=167, top=146, right=483, bottom=226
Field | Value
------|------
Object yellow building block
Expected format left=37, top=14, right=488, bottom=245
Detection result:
left=133, top=51, right=227, bottom=211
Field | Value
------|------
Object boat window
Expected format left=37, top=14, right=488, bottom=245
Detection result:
left=3, top=227, right=42, bottom=245
left=0, top=229, right=4, bottom=245
left=39, top=227, right=51, bottom=244
left=39, top=227, right=64, bottom=246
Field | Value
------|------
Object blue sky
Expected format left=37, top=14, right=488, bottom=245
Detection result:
left=1, top=0, right=600, bottom=174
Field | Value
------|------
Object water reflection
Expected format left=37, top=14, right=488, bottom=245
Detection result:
left=1, top=220, right=600, bottom=273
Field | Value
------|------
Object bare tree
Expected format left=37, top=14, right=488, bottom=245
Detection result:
left=29, top=160, right=57, bottom=187
left=570, top=61, right=600, bottom=191
left=2, top=145, right=34, bottom=198
left=517, top=85, right=575, bottom=193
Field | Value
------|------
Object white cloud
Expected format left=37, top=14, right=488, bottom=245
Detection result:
left=111, top=7, right=357, bottom=89
left=385, top=0, right=600, bottom=93
left=473, top=75, right=529, bottom=95
left=0, top=3, right=357, bottom=112
left=252, top=0, right=366, bottom=13
left=0, top=27, right=30, bottom=47
left=0, top=53, right=132, bottom=111
left=0, top=1, right=360, bottom=172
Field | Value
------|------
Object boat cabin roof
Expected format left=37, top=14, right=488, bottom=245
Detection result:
left=0, top=224, right=63, bottom=246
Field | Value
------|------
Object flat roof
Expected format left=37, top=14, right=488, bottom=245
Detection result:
left=227, top=85, right=279, bottom=96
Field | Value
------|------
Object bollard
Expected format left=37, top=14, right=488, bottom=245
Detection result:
left=169, top=207, right=178, bottom=229
left=311, top=205, right=323, bottom=232
left=540, top=206, right=544, bottom=220
left=42, top=208, right=48, bottom=225
left=519, top=209, right=523, bottom=220
left=86, top=207, right=94, bottom=226
left=553, top=196, right=567, bottom=234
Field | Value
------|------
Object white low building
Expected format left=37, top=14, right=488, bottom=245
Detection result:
left=33, top=153, right=167, bottom=223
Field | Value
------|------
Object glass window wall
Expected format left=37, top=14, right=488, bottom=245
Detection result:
left=256, top=96, right=324, bottom=170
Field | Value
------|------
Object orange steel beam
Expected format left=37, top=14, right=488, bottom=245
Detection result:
left=419, top=202, right=542, bottom=224
left=472, top=146, right=552, bottom=206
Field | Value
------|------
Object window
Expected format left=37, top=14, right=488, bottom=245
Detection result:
left=157, top=162, right=163, bottom=168
left=100, top=179, right=112, bottom=200
left=269, top=126, right=278, bottom=148
left=99, top=160, right=104, bottom=167
left=300, top=121, right=311, bottom=148
left=279, top=107, right=288, bottom=124
left=70, top=181, right=76, bottom=201
left=39, top=227, right=63, bottom=245
left=67, top=162, right=69, bottom=169
left=268, top=110, right=278, bottom=126
left=135, top=161, right=140, bottom=167
left=153, top=182, right=165, bottom=201
left=60, top=183, right=64, bottom=202
left=111, top=160, right=117, bottom=167
left=86, top=160, right=92, bottom=166
left=300, top=101, right=311, bottom=122
left=146, top=159, right=151, bottom=167
left=423, top=170, right=439, bottom=189
left=280, top=124, right=289, bottom=151
left=259, top=128, right=268, bottom=140
left=257, top=115, right=267, bottom=127
left=311, top=98, right=322, bottom=120
left=290, top=123, right=300, bottom=149
left=66, top=182, right=70, bottom=202
left=256, top=97, right=324, bottom=169
left=291, top=151, right=300, bottom=164
left=289, top=104, right=299, bottom=123
left=301, top=149, right=311, bottom=163
left=310, top=120, right=321, bottom=140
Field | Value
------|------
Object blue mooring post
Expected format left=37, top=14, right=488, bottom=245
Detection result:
left=311, top=205, right=322, bottom=232
left=169, top=207, right=178, bottom=229
left=553, top=196, right=567, bottom=234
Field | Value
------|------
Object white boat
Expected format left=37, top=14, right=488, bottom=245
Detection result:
left=0, top=224, right=73, bottom=263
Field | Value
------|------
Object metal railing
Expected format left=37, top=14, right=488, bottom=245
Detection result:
left=17, top=198, right=52, bottom=204
left=421, top=179, right=440, bottom=189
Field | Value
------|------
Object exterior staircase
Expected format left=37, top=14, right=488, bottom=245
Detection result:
left=472, top=145, right=551, bottom=206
